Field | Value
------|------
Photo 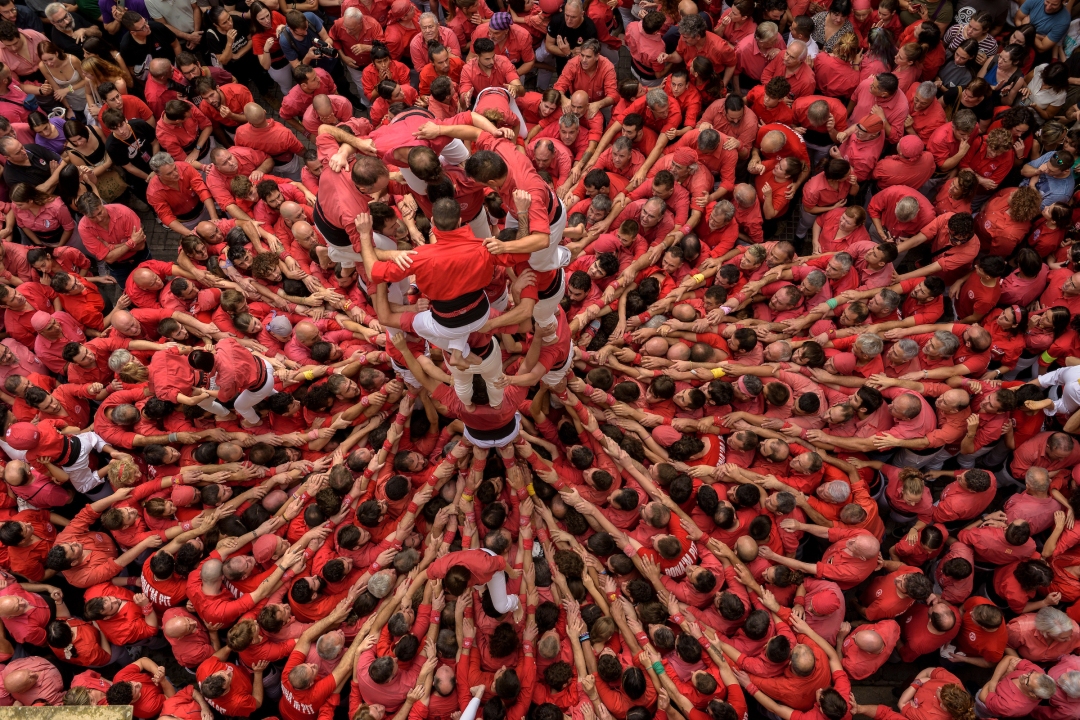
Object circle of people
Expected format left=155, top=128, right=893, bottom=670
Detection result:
left=0, top=0, right=1078, bottom=720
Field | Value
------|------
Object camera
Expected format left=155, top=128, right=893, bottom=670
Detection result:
left=311, top=40, right=338, bottom=59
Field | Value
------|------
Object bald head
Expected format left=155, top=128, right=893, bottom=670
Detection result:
left=110, top=309, right=141, bottom=337
left=734, top=536, right=758, bottom=562
left=132, top=267, right=161, bottom=290
left=571, top=90, right=590, bottom=107
left=196, top=220, right=218, bottom=239
left=164, top=616, right=193, bottom=639
left=149, top=58, right=172, bottom=79
left=849, top=534, right=880, bottom=560
left=292, top=220, right=314, bottom=244
left=294, top=321, right=320, bottom=344
left=201, top=558, right=223, bottom=583
left=312, top=94, right=332, bottom=115
left=734, top=184, right=756, bottom=207
left=279, top=201, right=304, bottom=223
left=244, top=103, right=267, bottom=126
left=4, top=670, right=34, bottom=694
left=760, top=130, right=787, bottom=154
left=854, top=629, right=884, bottom=654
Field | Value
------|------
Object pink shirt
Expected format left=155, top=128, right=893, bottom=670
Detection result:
left=33, top=311, right=86, bottom=374
left=162, top=608, right=216, bottom=669
left=0, top=657, right=65, bottom=706
left=735, top=34, right=785, bottom=81
left=1004, top=492, right=1063, bottom=535
left=408, top=26, right=460, bottom=69
left=0, top=582, right=50, bottom=646
left=0, top=30, right=46, bottom=78
left=14, top=197, right=75, bottom=235
left=982, top=660, right=1045, bottom=718
left=848, top=76, right=909, bottom=143
left=1006, top=613, right=1080, bottom=663
left=301, top=95, right=354, bottom=136
left=0, top=337, right=45, bottom=385
left=1035, top=655, right=1080, bottom=720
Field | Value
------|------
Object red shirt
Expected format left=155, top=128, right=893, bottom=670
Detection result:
left=281, top=650, right=339, bottom=720
left=146, top=161, right=211, bottom=226
left=235, top=119, right=305, bottom=162
left=813, top=527, right=878, bottom=589
left=155, top=102, right=212, bottom=162
left=97, top=95, right=154, bottom=137
left=280, top=68, right=336, bottom=122
left=841, top=619, right=900, bottom=680
left=78, top=204, right=143, bottom=263
left=975, top=187, right=1032, bottom=257
left=196, top=657, right=257, bottom=717
left=330, top=14, right=384, bottom=67
left=860, top=566, right=922, bottom=620
left=459, top=55, right=520, bottom=99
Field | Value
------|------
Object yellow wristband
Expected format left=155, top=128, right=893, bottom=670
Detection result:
left=461, top=493, right=473, bottom=502
left=1041, top=351, right=1056, bottom=364
left=303, top=370, right=315, bottom=381
left=711, top=368, right=726, bottom=379
left=527, top=483, right=536, bottom=496
left=693, top=273, right=705, bottom=283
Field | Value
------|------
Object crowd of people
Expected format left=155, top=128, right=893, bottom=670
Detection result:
left=0, top=0, right=1077, bottom=718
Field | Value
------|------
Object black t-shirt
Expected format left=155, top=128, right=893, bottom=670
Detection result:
left=119, top=20, right=176, bottom=80
left=13, top=5, right=44, bottom=34
left=944, top=86, right=996, bottom=121
left=3, top=144, right=60, bottom=188
left=546, top=13, right=598, bottom=73
left=49, top=13, right=94, bottom=59
left=105, top=119, right=156, bottom=175
left=203, top=25, right=251, bottom=69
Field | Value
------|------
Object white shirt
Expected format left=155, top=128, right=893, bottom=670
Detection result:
left=1037, top=365, right=1080, bottom=416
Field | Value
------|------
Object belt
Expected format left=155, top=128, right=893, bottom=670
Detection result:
left=630, top=57, right=657, bottom=80
left=314, top=202, right=352, bottom=247
left=248, top=359, right=268, bottom=392
left=431, top=289, right=489, bottom=329
left=537, top=269, right=564, bottom=301
left=466, top=415, right=518, bottom=441
left=473, top=337, right=496, bottom=359
left=56, top=435, right=79, bottom=467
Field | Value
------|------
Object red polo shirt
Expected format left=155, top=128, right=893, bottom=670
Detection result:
left=147, top=162, right=211, bottom=226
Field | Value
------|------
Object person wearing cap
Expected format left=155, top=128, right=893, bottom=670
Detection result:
left=382, top=0, right=420, bottom=62
left=473, top=11, right=535, bottom=74
left=873, top=135, right=936, bottom=189
left=846, top=72, right=909, bottom=144
left=1022, top=148, right=1076, bottom=207
left=833, top=113, right=885, bottom=183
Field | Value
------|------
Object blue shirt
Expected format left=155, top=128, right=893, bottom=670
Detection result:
left=278, top=12, right=324, bottom=63
left=1020, top=0, right=1070, bottom=43
left=1029, top=151, right=1075, bottom=207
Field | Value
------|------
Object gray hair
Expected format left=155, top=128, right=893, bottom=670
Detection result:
left=565, top=0, right=582, bottom=10
left=933, top=331, right=960, bottom=356
left=0, top=136, right=20, bottom=156
left=44, top=2, right=67, bottom=16
left=1025, top=466, right=1051, bottom=493
left=645, top=87, right=668, bottom=110
left=108, top=349, right=134, bottom=373
left=591, top=193, right=613, bottom=214
left=367, top=570, right=395, bottom=598
left=916, top=81, right=937, bottom=99
left=559, top=113, right=580, bottom=129
left=895, top=197, right=921, bottom=222
left=316, top=633, right=344, bottom=660
left=1029, top=673, right=1057, bottom=700
left=343, top=7, right=363, bottom=19
left=755, top=21, right=778, bottom=42
left=1034, top=607, right=1074, bottom=638
left=77, top=192, right=104, bottom=217
left=713, top=199, right=735, bottom=222
left=854, top=333, right=884, bottom=357
left=833, top=252, right=853, bottom=271
left=804, top=269, right=827, bottom=289
left=896, top=338, right=919, bottom=359
left=580, top=38, right=601, bottom=54
left=149, top=152, right=176, bottom=172
left=644, top=196, right=667, bottom=215
left=789, top=39, right=807, bottom=60
left=1057, top=671, right=1080, bottom=699
left=418, top=10, right=437, bottom=23
left=612, top=136, right=633, bottom=153
left=876, top=288, right=902, bottom=311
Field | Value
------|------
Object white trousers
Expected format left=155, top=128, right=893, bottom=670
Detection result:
left=541, top=344, right=574, bottom=387
left=411, top=308, right=489, bottom=358
left=463, top=413, right=522, bottom=449
left=450, top=338, right=505, bottom=407
left=65, top=431, right=109, bottom=494
left=325, top=242, right=365, bottom=269
left=273, top=154, right=302, bottom=181
left=268, top=64, right=295, bottom=95
left=234, top=359, right=277, bottom=424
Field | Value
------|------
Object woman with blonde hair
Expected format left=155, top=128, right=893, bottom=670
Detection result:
left=10, top=182, right=74, bottom=247
left=81, top=51, right=129, bottom=119
left=813, top=32, right=862, bottom=99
